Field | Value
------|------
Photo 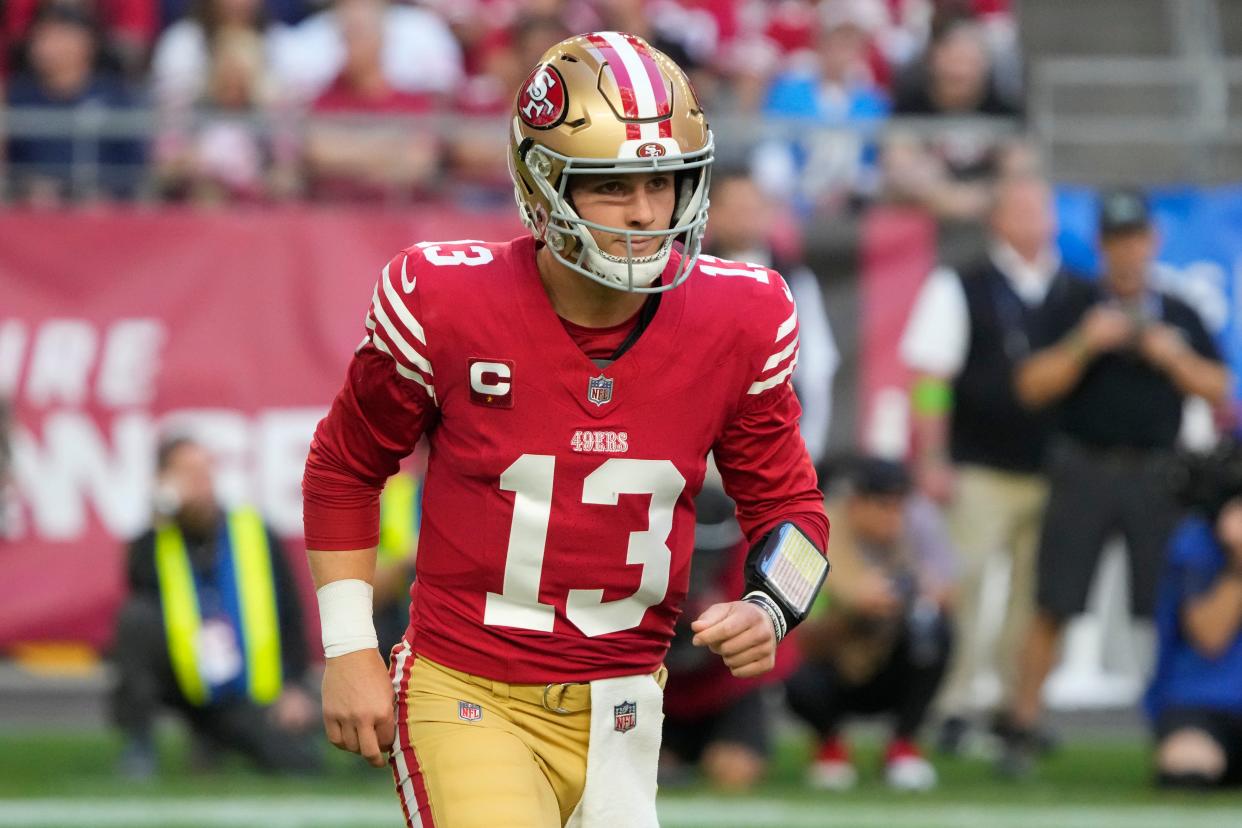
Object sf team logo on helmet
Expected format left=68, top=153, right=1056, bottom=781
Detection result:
left=518, top=64, right=567, bottom=130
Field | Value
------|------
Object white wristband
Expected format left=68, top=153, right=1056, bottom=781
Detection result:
left=317, top=579, right=378, bottom=658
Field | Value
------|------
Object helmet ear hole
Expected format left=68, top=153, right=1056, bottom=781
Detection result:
left=672, top=169, right=706, bottom=238
left=674, top=171, right=696, bottom=215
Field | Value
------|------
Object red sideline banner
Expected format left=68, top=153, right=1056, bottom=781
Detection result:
left=0, top=206, right=522, bottom=650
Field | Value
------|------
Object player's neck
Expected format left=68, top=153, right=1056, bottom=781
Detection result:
left=536, top=245, right=648, bottom=328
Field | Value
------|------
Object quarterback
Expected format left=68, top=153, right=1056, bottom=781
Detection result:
left=302, top=32, right=830, bottom=828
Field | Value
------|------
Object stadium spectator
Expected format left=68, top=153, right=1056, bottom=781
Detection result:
left=150, top=0, right=281, bottom=111
left=661, top=485, right=793, bottom=793
left=154, top=26, right=299, bottom=202
left=4, top=0, right=157, bottom=78
left=4, top=2, right=145, bottom=204
left=881, top=16, right=1021, bottom=220
left=0, top=397, right=10, bottom=538
left=705, top=167, right=839, bottom=464
left=787, top=458, right=954, bottom=791
left=755, top=0, right=890, bottom=213
left=1146, top=476, right=1242, bottom=790
left=302, top=0, right=439, bottom=201
left=1002, top=189, right=1233, bottom=776
left=899, top=171, right=1077, bottom=753
left=449, top=13, right=572, bottom=190
left=429, top=0, right=599, bottom=78
left=160, top=0, right=318, bottom=27
left=891, top=9, right=1018, bottom=116
left=454, top=12, right=572, bottom=117
left=271, top=0, right=462, bottom=105
left=111, top=436, right=321, bottom=778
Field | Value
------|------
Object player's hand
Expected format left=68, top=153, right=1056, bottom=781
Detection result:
left=1215, top=497, right=1242, bottom=566
left=915, top=456, right=955, bottom=505
left=1138, top=323, right=1189, bottom=371
left=321, top=648, right=395, bottom=768
left=854, top=570, right=902, bottom=619
left=690, top=601, right=777, bottom=679
left=1078, top=307, right=1134, bottom=353
left=272, top=685, right=317, bottom=732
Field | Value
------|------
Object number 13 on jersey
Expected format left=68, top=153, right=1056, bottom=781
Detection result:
left=484, top=455, right=686, bottom=638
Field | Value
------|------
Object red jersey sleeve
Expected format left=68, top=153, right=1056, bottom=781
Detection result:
left=711, top=274, right=829, bottom=553
left=303, top=250, right=439, bottom=551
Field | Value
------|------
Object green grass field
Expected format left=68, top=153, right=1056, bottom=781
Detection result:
left=1, top=728, right=1240, bottom=828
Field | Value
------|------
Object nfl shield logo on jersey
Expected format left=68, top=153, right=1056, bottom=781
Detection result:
left=587, top=374, right=614, bottom=406
left=458, top=701, right=483, bottom=722
left=613, top=700, right=637, bottom=733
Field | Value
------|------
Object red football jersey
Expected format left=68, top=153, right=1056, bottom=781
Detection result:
left=304, top=235, right=829, bottom=682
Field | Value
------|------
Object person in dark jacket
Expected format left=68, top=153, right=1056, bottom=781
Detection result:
left=1004, top=189, right=1233, bottom=776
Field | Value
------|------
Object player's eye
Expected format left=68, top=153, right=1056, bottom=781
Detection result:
left=595, top=180, right=626, bottom=194
left=647, top=175, right=672, bottom=191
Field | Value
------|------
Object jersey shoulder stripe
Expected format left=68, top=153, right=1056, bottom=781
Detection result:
left=364, top=251, right=436, bottom=402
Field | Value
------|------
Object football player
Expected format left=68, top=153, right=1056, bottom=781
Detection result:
left=302, top=32, right=830, bottom=828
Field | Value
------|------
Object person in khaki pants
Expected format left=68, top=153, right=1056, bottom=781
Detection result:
left=899, top=172, right=1073, bottom=750
left=940, top=467, right=1046, bottom=743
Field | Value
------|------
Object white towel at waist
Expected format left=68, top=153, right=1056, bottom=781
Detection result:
left=565, top=668, right=666, bottom=828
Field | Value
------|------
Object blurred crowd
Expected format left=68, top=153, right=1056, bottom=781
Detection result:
left=0, top=0, right=1023, bottom=209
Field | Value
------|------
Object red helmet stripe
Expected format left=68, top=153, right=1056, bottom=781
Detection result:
left=625, top=35, right=672, bottom=117
left=586, top=33, right=640, bottom=120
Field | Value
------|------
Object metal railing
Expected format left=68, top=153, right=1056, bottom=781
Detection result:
left=1029, top=57, right=1242, bottom=184
left=0, top=107, right=1026, bottom=204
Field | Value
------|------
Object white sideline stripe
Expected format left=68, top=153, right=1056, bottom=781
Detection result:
left=370, top=332, right=437, bottom=401
left=370, top=287, right=433, bottom=376
left=2, top=797, right=1240, bottom=828
left=762, top=335, right=799, bottom=372
left=748, top=354, right=798, bottom=395
left=383, top=259, right=427, bottom=345
left=775, top=307, right=798, bottom=342
left=389, top=643, right=420, bottom=827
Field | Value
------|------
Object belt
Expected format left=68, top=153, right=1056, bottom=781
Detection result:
left=1057, top=435, right=1171, bottom=464
left=419, top=657, right=665, bottom=716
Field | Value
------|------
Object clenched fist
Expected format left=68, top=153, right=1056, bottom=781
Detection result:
left=690, top=600, right=778, bottom=678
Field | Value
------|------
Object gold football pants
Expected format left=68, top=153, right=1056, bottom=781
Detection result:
left=387, top=641, right=597, bottom=828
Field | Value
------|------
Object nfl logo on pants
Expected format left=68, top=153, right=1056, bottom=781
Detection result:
left=458, top=701, right=482, bottom=722
left=613, top=700, right=637, bottom=733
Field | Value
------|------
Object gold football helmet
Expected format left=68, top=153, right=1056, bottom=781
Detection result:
left=508, top=31, right=713, bottom=292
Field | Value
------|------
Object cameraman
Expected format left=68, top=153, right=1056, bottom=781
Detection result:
left=1146, top=458, right=1242, bottom=789
left=1003, top=190, right=1232, bottom=774
left=785, top=458, right=955, bottom=791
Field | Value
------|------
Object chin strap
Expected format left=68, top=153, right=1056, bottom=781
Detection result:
left=742, top=522, right=830, bottom=643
